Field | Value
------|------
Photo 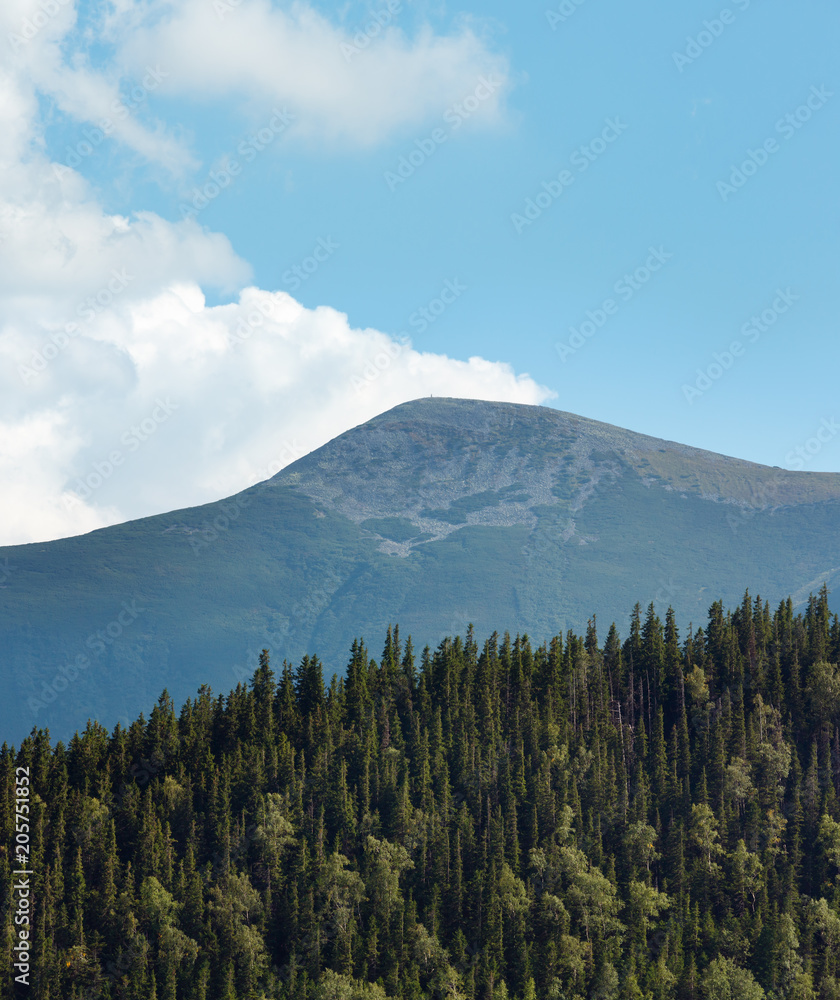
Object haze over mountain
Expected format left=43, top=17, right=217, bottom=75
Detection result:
left=2, top=396, right=839, bottom=745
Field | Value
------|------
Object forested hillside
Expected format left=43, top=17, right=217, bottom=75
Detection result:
left=4, top=588, right=840, bottom=1000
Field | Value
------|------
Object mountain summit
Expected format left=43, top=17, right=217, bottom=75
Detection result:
left=3, top=397, right=839, bottom=743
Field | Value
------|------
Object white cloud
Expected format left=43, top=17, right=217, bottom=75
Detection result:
left=0, top=0, right=543, bottom=546
left=3, top=0, right=196, bottom=173
left=4, top=0, right=510, bottom=170
left=2, top=278, right=551, bottom=544
left=115, top=0, right=511, bottom=146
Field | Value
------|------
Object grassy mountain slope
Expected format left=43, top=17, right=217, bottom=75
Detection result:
left=2, top=397, right=839, bottom=744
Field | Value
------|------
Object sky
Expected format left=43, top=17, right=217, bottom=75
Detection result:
left=0, top=0, right=837, bottom=545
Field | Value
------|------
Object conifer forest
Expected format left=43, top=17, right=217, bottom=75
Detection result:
left=5, top=588, right=840, bottom=1000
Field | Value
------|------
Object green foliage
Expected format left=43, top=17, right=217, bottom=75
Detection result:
left=314, top=969, right=388, bottom=1000
left=140, top=876, right=178, bottom=931
left=701, top=957, right=765, bottom=1000
left=5, top=586, right=840, bottom=999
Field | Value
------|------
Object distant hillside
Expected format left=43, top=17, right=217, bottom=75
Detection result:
left=2, top=397, right=839, bottom=744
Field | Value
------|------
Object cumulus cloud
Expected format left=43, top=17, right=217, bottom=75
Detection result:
left=0, top=274, right=549, bottom=544
left=2, top=278, right=550, bottom=544
left=0, top=0, right=545, bottom=546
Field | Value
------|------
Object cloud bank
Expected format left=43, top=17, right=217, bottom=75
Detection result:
left=0, top=0, right=547, bottom=545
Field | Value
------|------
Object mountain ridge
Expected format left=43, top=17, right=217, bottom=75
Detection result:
left=272, top=397, right=840, bottom=556
left=2, top=396, right=839, bottom=745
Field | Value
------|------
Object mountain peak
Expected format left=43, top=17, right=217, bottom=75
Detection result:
left=276, top=398, right=840, bottom=540
left=2, top=398, right=839, bottom=743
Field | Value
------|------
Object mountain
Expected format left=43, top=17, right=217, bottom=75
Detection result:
left=2, top=396, right=840, bottom=744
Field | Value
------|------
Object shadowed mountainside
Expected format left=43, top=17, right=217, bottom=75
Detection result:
left=2, top=396, right=839, bottom=744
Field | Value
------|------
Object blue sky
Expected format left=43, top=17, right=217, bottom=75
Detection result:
left=1, top=0, right=838, bottom=543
